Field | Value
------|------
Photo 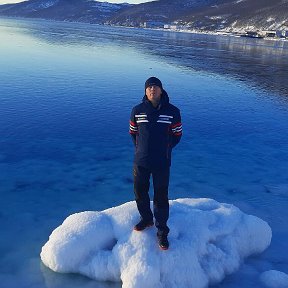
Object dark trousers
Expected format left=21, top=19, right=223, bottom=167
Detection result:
left=133, top=165, right=170, bottom=236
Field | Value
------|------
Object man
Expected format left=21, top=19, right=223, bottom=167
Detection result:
left=129, top=77, right=182, bottom=250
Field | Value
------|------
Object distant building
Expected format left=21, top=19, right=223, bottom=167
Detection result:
left=241, top=31, right=264, bottom=38
left=143, top=21, right=164, bottom=28
left=263, top=30, right=276, bottom=38
left=246, top=31, right=260, bottom=37
left=164, top=24, right=180, bottom=30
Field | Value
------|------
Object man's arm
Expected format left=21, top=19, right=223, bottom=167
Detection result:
left=170, top=109, right=182, bottom=148
left=129, top=108, right=138, bottom=146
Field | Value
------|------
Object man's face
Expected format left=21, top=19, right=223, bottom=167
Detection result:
left=145, top=85, right=162, bottom=104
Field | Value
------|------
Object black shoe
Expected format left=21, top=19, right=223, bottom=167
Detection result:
left=134, top=220, right=154, bottom=231
left=157, top=233, right=169, bottom=250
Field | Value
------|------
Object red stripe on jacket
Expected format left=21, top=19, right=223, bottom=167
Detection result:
left=171, top=122, right=182, bottom=129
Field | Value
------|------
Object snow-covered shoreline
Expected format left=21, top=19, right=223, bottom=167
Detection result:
left=143, top=26, right=288, bottom=43
left=1, top=16, right=287, bottom=43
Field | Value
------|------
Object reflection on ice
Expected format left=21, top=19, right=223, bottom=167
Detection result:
left=3, top=18, right=288, bottom=96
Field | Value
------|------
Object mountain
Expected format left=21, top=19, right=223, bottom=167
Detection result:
left=0, top=0, right=287, bottom=31
left=0, top=0, right=133, bottom=24
left=107, top=0, right=231, bottom=26
left=180, top=0, right=288, bottom=31
left=108, top=0, right=288, bottom=31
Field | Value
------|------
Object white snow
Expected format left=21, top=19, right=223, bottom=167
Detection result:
left=267, top=17, right=276, bottom=23
left=209, top=16, right=223, bottom=20
left=260, top=270, right=288, bottom=288
left=41, top=198, right=272, bottom=288
left=26, top=0, right=59, bottom=10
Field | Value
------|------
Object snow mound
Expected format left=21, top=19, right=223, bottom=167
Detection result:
left=41, top=198, right=272, bottom=288
left=260, top=270, right=288, bottom=288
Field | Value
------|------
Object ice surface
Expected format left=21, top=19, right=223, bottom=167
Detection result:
left=1, top=18, right=288, bottom=288
left=260, top=270, right=288, bottom=288
left=41, top=198, right=272, bottom=288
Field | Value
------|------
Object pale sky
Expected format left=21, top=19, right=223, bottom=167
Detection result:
left=0, top=0, right=151, bottom=4
left=0, top=0, right=23, bottom=3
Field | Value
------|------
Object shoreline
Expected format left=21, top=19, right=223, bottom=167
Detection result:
left=1, top=15, right=287, bottom=43
left=142, top=26, right=288, bottom=43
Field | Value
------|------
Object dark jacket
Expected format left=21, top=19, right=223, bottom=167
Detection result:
left=129, top=90, right=182, bottom=168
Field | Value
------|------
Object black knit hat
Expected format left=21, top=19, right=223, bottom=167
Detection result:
left=145, top=77, right=163, bottom=90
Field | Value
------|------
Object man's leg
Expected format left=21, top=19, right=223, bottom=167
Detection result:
left=133, top=165, right=153, bottom=226
left=152, top=166, right=170, bottom=237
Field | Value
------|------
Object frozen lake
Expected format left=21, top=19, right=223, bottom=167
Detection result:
left=0, top=17, right=288, bottom=288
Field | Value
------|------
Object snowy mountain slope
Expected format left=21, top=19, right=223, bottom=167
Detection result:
left=181, top=0, right=288, bottom=31
left=107, top=0, right=232, bottom=26
left=0, top=0, right=133, bottom=24
left=0, top=0, right=59, bottom=15
left=108, top=0, right=288, bottom=30
left=0, top=0, right=287, bottom=31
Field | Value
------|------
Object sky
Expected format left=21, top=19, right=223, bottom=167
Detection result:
left=0, top=0, right=151, bottom=4
left=0, top=0, right=24, bottom=3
